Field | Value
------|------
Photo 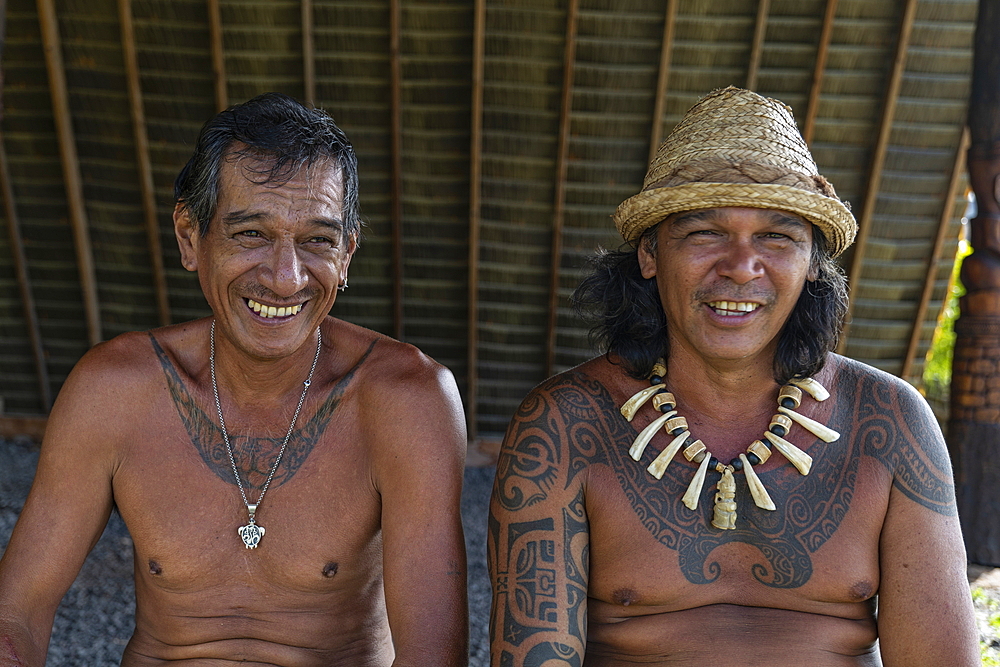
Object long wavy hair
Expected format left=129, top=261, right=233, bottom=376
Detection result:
left=174, top=92, right=361, bottom=242
left=572, top=223, right=849, bottom=383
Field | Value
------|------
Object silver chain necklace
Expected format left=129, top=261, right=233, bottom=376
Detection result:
left=210, top=319, right=322, bottom=548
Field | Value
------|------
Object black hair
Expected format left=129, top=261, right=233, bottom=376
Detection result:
left=174, top=92, right=361, bottom=241
left=572, top=224, right=849, bottom=384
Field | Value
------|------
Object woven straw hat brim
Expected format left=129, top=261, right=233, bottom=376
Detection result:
left=614, top=181, right=856, bottom=257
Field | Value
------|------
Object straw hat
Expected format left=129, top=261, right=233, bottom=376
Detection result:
left=614, top=87, right=857, bottom=257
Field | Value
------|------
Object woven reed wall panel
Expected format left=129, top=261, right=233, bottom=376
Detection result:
left=314, top=0, right=394, bottom=336
left=132, top=0, right=216, bottom=323
left=0, top=0, right=979, bottom=436
left=839, top=0, right=975, bottom=377
left=476, top=0, right=566, bottom=433
left=1, top=0, right=90, bottom=412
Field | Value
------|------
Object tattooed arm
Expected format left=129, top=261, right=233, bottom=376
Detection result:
left=863, top=374, right=979, bottom=666
left=488, top=378, right=591, bottom=667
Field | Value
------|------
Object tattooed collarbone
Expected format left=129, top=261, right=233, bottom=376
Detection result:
left=150, top=334, right=376, bottom=490
left=552, top=374, right=857, bottom=589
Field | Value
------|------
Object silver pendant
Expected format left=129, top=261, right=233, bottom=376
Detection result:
left=238, top=504, right=264, bottom=549
left=238, top=520, right=265, bottom=548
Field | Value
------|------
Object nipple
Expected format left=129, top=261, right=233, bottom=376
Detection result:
left=148, top=560, right=163, bottom=576
left=322, top=562, right=339, bottom=578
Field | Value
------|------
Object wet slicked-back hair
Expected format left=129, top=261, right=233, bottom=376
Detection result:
left=174, top=92, right=360, bottom=240
left=572, top=223, right=849, bottom=384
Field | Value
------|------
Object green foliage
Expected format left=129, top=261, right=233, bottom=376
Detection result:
left=923, top=240, right=971, bottom=402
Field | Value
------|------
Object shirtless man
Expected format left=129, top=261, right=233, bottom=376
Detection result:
left=0, top=92, right=468, bottom=666
left=487, top=87, right=979, bottom=666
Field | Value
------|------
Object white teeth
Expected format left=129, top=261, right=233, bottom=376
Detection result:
left=708, top=301, right=759, bottom=316
left=246, top=299, right=303, bottom=319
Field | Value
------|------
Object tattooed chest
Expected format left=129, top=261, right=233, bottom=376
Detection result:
left=551, top=379, right=864, bottom=590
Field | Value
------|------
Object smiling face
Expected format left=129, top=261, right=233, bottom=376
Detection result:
left=637, top=207, right=814, bottom=372
left=174, top=153, right=356, bottom=361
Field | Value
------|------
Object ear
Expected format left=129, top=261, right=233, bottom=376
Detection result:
left=637, top=237, right=657, bottom=279
left=174, top=203, right=200, bottom=272
left=339, top=235, right=358, bottom=285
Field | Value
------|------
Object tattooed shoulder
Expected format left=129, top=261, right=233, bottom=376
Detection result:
left=835, top=359, right=957, bottom=515
left=494, top=372, right=624, bottom=512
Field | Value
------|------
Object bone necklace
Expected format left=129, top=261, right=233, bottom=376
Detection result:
left=620, top=360, right=838, bottom=530
left=210, top=319, right=322, bottom=548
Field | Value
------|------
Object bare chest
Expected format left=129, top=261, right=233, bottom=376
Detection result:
left=112, top=407, right=381, bottom=595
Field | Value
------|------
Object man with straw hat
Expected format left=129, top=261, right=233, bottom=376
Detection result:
left=488, top=87, right=978, bottom=666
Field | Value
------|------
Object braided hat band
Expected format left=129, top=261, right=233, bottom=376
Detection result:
left=613, top=87, right=857, bottom=257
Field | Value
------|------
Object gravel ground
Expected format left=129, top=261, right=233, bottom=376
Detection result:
left=3, top=436, right=999, bottom=665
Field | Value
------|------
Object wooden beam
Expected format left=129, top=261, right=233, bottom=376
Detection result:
left=745, top=0, right=771, bottom=92
left=119, top=0, right=171, bottom=328
left=302, top=0, right=315, bottom=107
left=0, top=415, right=47, bottom=444
left=648, top=0, right=678, bottom=165
left=544, top=0, right=580, bottom=378
left=207, top=0, right=227, bottom=111
left=466, top=0, right=486, bottom=438
left=389, top=0, right=403, bottom=340
left=37, top=0, right=102, bottom=347
left=901, top=128, right=970, bottom=381
left=803, top=0, right=839, bottom=145
left=0, top=132, right=52, bottom=411
left=838, top=0, right=919, bottom=352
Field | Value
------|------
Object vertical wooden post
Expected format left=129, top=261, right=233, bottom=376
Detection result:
left=389, top=0, right=404, bottom=340
left=745, top=0, right=770, bottom=92
left=207, top=0, right=227, bottom=111
left=544, top=0, right=579, bottom=378
left=467, top=0, right=486, bottom=438
left=0, top=133, right=52, bottom=411
left=949, top=0, right=1000, bottom=566
left=119, top=0, right=171, bottom=327
left=648, top=0, right=678, bottom=164
left=302, top=0, right=315, bottom=107
left=838, top=0, right=919, bottom=351
left=803, top=0, right=838, bottom=145
left=37, top=0, right=102, bottom=346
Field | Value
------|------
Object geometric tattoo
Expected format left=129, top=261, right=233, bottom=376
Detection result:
left=150, top=334, right=376, bottom=492
left=495, top=369, right=956, bottom=591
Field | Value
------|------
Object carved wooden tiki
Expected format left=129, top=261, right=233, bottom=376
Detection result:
left=949, top=0, right=1000, bottom=566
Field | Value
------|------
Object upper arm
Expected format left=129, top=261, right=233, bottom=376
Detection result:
left=875, top=383, right=978, bottom=667
left=370, top=352, right=468, bottom=667
left=488, top=383, right=590, bottom=667
left=0, top=341, right=134, bottom=653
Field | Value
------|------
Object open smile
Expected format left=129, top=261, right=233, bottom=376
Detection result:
left=246, top=298, right=305, bottom=319
left=706, top=300, right=761, bottom=317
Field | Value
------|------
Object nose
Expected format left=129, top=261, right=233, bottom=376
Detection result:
left=260, top=239, right=308, bottom=297
left=715, top=238, right=765, bottom=284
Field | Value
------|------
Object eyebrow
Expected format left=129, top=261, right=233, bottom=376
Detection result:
left=669, top=209, right=809, bottom=232
left=221, top=209, right=345, bottom=231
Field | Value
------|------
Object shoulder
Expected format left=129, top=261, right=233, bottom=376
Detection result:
left=59, top=328, right=173, bottom=402
left=825, top=353, right=937, bottom=426
left=513, top=356, right=627, bottom=424
left=43, top=326, right=189, bottom=453
left=324, top=317, right=459, bottom=402
left=825, top=355, right=956, bottom=514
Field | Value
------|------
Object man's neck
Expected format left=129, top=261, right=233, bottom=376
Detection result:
left=661, top=343, right=780, bottom=425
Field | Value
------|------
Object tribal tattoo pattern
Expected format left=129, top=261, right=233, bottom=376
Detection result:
left=151, top=334, right=376, bottom=491
left=489, top=365, right=958, bottom=661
